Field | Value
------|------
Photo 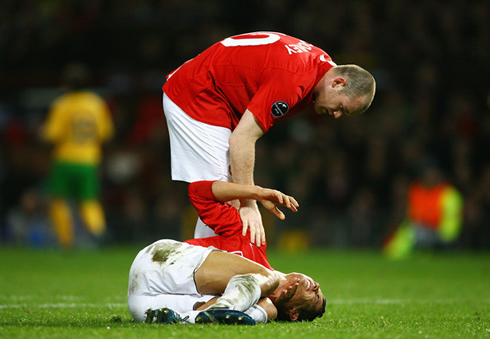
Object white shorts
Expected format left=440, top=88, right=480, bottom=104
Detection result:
left=127, top=240, right=216, bottom=322
left=163, top=93, right=232, bottom=183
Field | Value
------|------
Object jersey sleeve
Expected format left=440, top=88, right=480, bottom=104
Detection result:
left=42, top=97, right=68, bottom=143
left=247, top=69, right=315, bottom=132
left=188, top=181, right=243, bottom=237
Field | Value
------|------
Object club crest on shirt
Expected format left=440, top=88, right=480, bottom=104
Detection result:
left=271, top=101, right=289, bottom=117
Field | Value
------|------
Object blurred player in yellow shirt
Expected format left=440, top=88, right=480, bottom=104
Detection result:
left=40, top=63, right=114, bottom=249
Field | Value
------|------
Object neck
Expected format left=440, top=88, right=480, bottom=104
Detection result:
left=314, top=70, right=334, bottom=97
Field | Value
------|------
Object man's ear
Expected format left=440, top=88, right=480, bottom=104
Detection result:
left=288, top=307, right=299, bottom=321
left=332, top=77, right=346, bottom=88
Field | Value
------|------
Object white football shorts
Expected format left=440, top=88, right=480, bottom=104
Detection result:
left=128, top=239, right=216, bottom=322
left=163, top=93, right=232, bottom=183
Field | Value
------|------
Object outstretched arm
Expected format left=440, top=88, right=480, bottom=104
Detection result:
left=211, top=181, right=299, bottom=220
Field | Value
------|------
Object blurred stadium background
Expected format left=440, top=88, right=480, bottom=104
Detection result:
left=0, top=0, right=488, bottom=250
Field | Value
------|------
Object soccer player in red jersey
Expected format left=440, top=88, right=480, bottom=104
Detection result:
left=163, top=32, right=376, bottom=246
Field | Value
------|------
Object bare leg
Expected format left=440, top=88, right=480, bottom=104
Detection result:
left=195, top=250, right=278, bottom=297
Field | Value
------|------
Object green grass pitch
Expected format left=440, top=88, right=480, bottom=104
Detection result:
left=0, top=246, right=488, bottom=338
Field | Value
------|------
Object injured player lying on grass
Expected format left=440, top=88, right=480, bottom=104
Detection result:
left=127, top=181, right=326, bottom=325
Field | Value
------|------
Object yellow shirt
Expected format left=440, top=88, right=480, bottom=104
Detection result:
left=42, top=91, right=114, bottom=165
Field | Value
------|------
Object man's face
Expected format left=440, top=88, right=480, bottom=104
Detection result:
left=275, top=273, right=324, bottom=314
left=314, top=78, right=366, bottom=118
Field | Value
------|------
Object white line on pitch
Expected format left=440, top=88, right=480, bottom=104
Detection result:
left=0, top=303, right=127, bottom=309
left=328, top=299, right=490, bottom=304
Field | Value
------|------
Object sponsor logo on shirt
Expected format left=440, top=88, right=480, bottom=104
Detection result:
left=271, top=101, right=289, bottom=118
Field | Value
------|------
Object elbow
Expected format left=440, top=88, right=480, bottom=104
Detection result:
left=228, top=132, right=258, bottom=152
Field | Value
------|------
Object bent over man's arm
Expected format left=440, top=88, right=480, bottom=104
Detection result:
left=228, top=109, right=265, bottom=247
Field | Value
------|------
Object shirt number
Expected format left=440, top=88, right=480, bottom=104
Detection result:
left=221, top=32, right=281, bottom=47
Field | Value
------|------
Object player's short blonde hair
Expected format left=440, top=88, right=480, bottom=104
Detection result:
left=334, top=65, right=376, bottom=113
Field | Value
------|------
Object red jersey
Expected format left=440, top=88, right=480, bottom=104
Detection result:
left=163, top=32, right=335, bottom=132
left=184, top=181, right=272, bottom=270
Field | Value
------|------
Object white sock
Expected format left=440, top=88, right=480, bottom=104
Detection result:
left=210, top=274, right=261, bottom=312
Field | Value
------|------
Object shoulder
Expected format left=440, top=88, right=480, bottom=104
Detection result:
left=79, top=91, right=106, bottom=103
left=215, top=32, right=328, bottom=70
left=51, top=92, right=71, bottom=105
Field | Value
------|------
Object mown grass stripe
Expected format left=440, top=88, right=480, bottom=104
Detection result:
left=2, top=298, right=488, bottom=309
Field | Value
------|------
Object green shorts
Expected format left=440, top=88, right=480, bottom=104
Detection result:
left=48, top=161, right=100, bottom=200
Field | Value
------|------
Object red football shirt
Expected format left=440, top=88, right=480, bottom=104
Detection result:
left=184, top=181, right=273, bottom=270
left=163, top=32, right=335, bottom=132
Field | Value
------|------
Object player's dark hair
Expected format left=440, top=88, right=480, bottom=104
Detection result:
left=275, top=296, right=327, bottom=322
